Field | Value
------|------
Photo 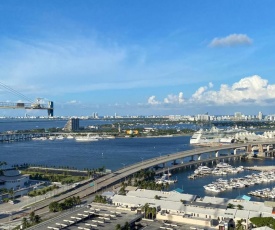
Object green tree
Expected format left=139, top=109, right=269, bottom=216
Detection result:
left=21, top=217, right=29, bottom=229
left=122, top=221, right=130, bottom=230
left=8, top=188, right=14, bottom=200
left=29, top=211, right=35, bottom=224
left=34, top=214, right=41, bottom=224
left=237, top=204, right=244, bottom=210
left=227, top=203, right=235, bottom=209
left=49, top=201, right=60, bottom=212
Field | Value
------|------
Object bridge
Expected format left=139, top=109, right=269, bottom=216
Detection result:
left=90, top=140, right=275, bottom=192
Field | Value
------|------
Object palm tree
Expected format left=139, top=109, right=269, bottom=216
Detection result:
left=227, top=203, right=235, bottom=209
left=236, top=219, right=244, bottom=230
left=34, top=214, right=41, bottom=224
left=237, top=204, right=244, bottom=210
left=29, top=211, right=35, bottom=224
left=115, top=224, right=121, bottom=230
left=141, top=203, right=150, bottom=218
left=22, top=217, right=29, bottom=229
left=8, top=188, right=14, bottom=201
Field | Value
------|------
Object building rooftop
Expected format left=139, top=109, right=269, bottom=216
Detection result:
left=228, top=199, right=272, bottom=214
left=0, top=174, right=29, bottom=181
left=126, top=189, right=196, bottom=202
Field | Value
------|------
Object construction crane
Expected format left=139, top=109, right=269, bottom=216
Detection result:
left=0, top=81, right=54, bottom=117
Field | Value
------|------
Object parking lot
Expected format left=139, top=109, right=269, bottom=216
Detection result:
left=32, top=204, right=142, bottom=230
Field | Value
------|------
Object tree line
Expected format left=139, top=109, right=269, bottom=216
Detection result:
left=49, top=196, right=81, bottom=212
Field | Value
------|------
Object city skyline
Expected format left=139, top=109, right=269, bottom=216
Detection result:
left=1, top=1, right=275, bottom=116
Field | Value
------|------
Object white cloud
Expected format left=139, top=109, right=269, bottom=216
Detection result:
left=209, top=34, right=253, bottom=47
left=148, top=96, right=160, bottom=105
left=164, top=92, right=184, bottom=104
left=191, top=75, right=275, bottom=105
left=146, top=76, right=275, bottom=108
left=178, top=92, right=184, bottom=104
left=192, top=86, right=208, bottom=100
left=66, top=100, right=80, bottom=104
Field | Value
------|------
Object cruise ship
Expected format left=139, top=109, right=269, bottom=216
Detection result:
left=190, top=126, right=260, bottom=145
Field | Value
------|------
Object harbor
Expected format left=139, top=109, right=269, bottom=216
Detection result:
left=202, top=165, right=275, bottom=194
left=248, top=187, right=275, bottom=199
left=188, top=162, right=244, bottom=179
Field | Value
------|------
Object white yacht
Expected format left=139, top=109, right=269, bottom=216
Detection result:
left=75, top=134, right=99, bottom=142
left=194, top=166, right=212, bottom=174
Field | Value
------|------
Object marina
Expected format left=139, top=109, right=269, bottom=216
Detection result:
left=248, top=187, right=275, bottom=199
left=203, top=168, right=275, bottom=193
left=188, top=163, right=244, bottom=179
left=155, top=169, right=177, bottom=184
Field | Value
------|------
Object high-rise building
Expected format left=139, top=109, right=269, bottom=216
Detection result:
left=234, top=112, right=242, bottom=120
left=92, top=112, right=98, bottom=119
left=258, top=111, right=263, bottom=120
left=196, top=114, right=209, bottom=121
left=64, top=118, right=79, bottom=131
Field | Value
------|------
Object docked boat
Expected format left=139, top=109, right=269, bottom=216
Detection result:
left=75, top=134, right=99, bottom=142
left=56, top=135, right=65, bottom=140
left=66, top=135, right=74, bottom=139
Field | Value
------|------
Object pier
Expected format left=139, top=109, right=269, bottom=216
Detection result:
left=0, top=133, right=46, bottom=142
left=246, top=166, right=275, bottom=172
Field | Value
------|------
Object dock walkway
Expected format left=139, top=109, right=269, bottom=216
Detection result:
left=246, top=166, right=275, bottom=172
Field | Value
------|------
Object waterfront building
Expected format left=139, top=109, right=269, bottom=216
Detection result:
left=0, top=169, right=29, bottom=191
left=64, top=118, right=80, bottom=131
left=111, top=188, right=275, bottom=229
left=0, top=169, right=31, bottom=200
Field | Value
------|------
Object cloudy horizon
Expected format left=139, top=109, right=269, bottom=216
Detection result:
left=0, top=1, right=275, bottom=117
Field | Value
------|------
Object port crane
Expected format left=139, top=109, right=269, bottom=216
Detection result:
left=0, top=81, right=54, bottom=116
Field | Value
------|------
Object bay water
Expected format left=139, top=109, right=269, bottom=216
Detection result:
left=1, top=119, right=275, bottom=201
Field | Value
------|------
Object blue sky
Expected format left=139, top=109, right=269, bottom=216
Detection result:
left=0, top=0, right=275, bottom=117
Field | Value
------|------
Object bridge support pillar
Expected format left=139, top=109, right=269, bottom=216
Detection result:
left=215, top=151, right=219, bottom=158
left=247, top=144, right=252, bottom=153
left=234, top=149, right=237, bottom=155
left=258, top=144, right=264, bottom=153
left=198, top=154, right=201, bottom=161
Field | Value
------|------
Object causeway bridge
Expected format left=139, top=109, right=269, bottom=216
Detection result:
left=91, top=140, right=275, bottom=192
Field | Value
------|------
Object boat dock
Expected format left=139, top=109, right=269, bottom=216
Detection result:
left=245, top=166, right=275, bottom=172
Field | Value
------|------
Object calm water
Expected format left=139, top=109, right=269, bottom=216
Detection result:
left=1, top=119, right=275, bottom=201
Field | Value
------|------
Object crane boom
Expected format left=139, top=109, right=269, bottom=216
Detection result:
left=0, top=101, right=54, bottom=117
left=0, top=81, right=54, bottom=116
